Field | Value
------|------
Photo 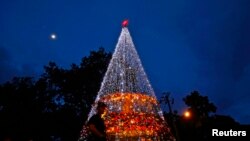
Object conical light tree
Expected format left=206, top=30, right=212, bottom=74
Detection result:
left=85, top=20, right=175, bottom=141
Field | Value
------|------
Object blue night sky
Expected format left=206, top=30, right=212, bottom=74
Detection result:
left=1, top=0, right=250, bottom=124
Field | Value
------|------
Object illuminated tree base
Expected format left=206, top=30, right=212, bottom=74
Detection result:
left=98, top=93, right=175, bottom=141
left=105, top=112, right=171, bottom=136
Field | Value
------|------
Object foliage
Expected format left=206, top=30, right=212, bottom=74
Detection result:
left=160, top=91, right=240, bottom=141
left=183, top=90, right=217, bottom=119
left=0, top=47, right=111, bottom=140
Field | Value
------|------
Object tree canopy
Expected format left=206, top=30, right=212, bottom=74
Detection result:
left=183, top=90, right=217, bottom=120
left=0, top=47, right=112, bottom=140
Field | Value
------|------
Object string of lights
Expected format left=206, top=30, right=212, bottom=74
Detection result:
left=80, top=23, right=175, bottom=141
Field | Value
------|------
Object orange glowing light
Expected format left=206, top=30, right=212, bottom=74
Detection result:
left=184, top=110, right=191, bottom=118
left=97, top=92, right=170, bottom=137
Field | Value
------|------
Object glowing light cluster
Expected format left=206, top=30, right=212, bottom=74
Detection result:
left=98, top=93, right=174, bottom=140
left=105, top=112, right=168, bottom=136
left=80, top=26, right=175, bottom=141
left=100, top=93, right=158, bottom=113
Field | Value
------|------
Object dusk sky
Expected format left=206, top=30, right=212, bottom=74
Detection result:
left=1, top=0, right=250, bottom=124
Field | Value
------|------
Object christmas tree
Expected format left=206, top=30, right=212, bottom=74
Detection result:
left=80, top=20, right=175, bottom=141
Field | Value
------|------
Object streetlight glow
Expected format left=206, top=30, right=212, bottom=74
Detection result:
left=184, top=111, right=191, bottom=118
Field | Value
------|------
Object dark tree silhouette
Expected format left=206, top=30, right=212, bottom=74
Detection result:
left=0, top=77, right=39, bottom=140
left=37, top=47, right=112, bottom=140
left=179, top=91, right=217, bottom=140
left=183, top=90, right=217, bottom=120
left=158, top=91, right=243, bottom=141
left=0, top=47, right=111, bottom=141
